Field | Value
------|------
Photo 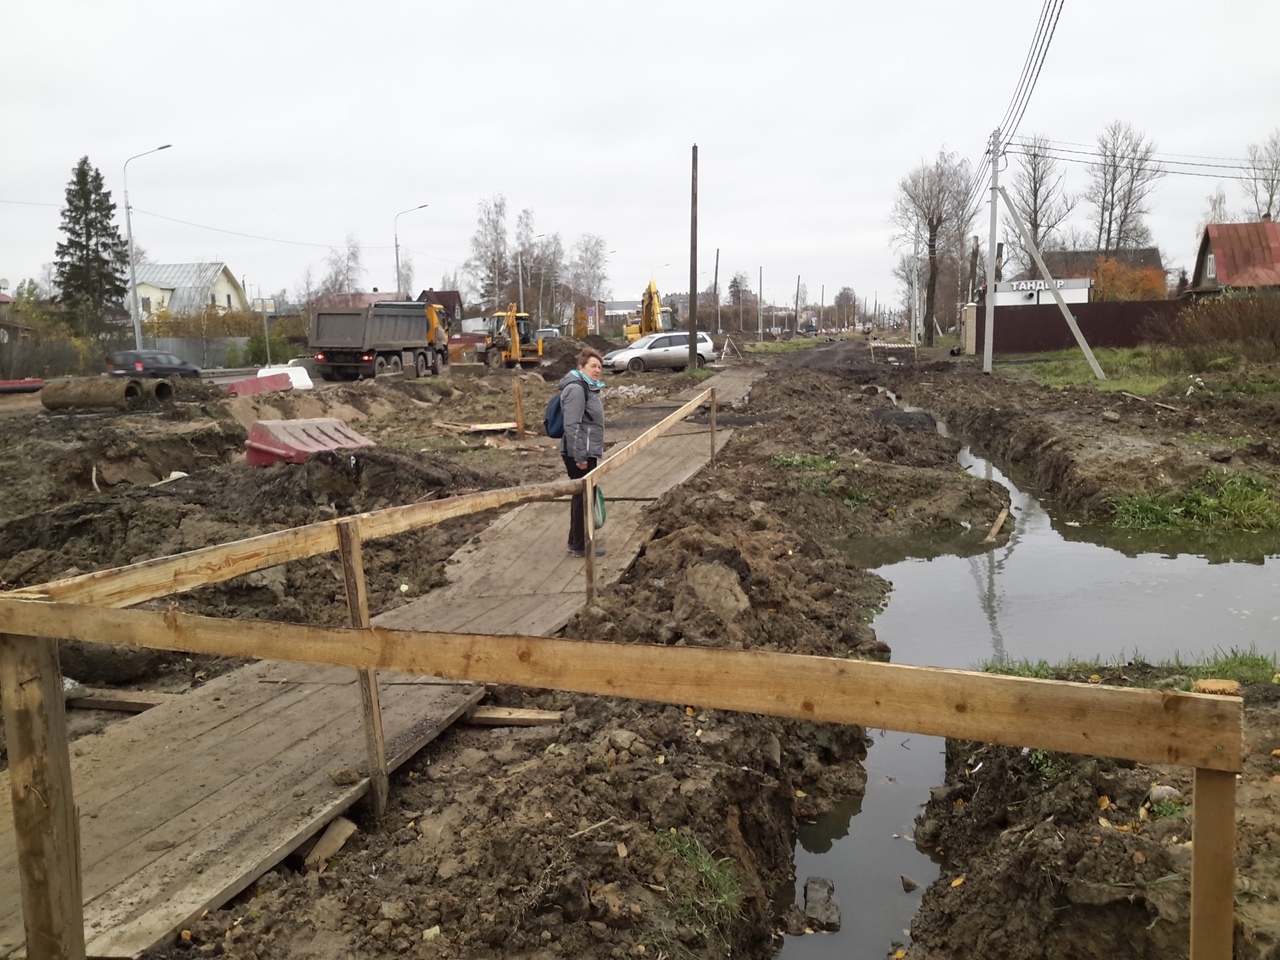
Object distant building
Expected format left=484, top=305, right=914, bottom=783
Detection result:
left=134, top=263, right=250, bottom=316
left=418, top=289, right=464, bottom=324
left=313, top=290, right=399, bottom=310
left=1031, top=247, right=1166, bottom=280
left=1187, top=219, right=1280, bottom=296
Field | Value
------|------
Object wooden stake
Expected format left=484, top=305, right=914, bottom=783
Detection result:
left=0, top=634, right=86, bottom=960
left=513, top=380, right=526, bottom=439
left=710, top=388, right=717, bottom=464
left=1190, top=767, right=1236, bottom=960
left=336, top=518, right=388, bottom=818
left=983, top=507, right=1009, bottom=542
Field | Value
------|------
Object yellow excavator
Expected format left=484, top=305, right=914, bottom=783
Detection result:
left=477, top=302, right=543, bottom=369
left=624, top=280, right=665, bottom=342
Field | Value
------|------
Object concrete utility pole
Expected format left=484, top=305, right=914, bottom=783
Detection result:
left=713, top=248, right=720, bottom=334
left=124, top=143, right=172, bottom=350
left=757, top=267, right=763, bottom=338
left=688, top=145, right=698, bottom=369
left=793, top=276, right=800, bottom=333
left=983, top=129, right=1000, bottom=374
left=394, top=204, right=427, bottom=299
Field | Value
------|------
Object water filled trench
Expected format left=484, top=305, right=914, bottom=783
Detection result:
left=776, top=425, right=1280, bottom=959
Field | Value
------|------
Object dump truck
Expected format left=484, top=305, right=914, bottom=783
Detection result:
left=475, top=303, right=544, bottom=369
left=309, top=301, right=448, bottom=380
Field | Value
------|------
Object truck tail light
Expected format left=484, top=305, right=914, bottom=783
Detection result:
left=361, top=353, right=374, bottom=361
left=314, top=352, right=326, bottom=361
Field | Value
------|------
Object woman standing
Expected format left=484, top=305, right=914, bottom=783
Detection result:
left=559, top=347, right=606, bottom=557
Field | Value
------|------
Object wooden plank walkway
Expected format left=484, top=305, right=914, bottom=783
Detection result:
left=375, top=367, right=766, bottom=636
left=0, top=662, right=482, bottom=958
left=0, top=365, right=766, bottom=958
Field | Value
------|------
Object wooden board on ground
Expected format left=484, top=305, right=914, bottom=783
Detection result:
left=0, top=660, right=482, bottom=959
left=66, top=687, right=180, bottom=713
left=466, top=706, right=562, bottom=726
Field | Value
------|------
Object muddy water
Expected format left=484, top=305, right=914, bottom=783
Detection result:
left=779, top=445, right=1280, bottom=959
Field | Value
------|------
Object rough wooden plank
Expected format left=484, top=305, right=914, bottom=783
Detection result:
left=66, top=688, right=180, bottom=713
left=466, top=706, right=562, bottom=727
left=0, top=598, right=1244, bottom=773
left=1190, top=767, right=1236, bottom=960
left=0, top=634, right=85, bottom=960
left=12, top=479, right=579, bottom=610
left=338, top=517, right=388, bottom=818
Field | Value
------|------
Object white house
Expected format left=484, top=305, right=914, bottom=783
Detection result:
left=133, top=263, right=249, bottom=316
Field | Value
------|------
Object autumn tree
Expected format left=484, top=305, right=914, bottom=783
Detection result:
left=567, top=234, right=611, bottom=310
left=54, top=156, right=129, bottom=336
left=1085, top=121, right=1164, bottom=254
left=465, top=194, right=510, bottom=312
left=891, top=149, right=973, bottom=346
left=1004, top=134, right=1075, bottom=274
left=320, top=233, right=365, bottom=301
left=1091, top=257, right=1167, bottom=301
left=834, top=286, right=857, bottom=326
left=1242, top=128, right=1280, bottom=220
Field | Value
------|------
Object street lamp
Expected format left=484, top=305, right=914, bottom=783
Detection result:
left=124, top=143, right=172, bottom=350
left=394, top=204, right=428, bottom=299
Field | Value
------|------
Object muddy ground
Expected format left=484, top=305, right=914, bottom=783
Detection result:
left=1, top=338, right=1277, bottom=959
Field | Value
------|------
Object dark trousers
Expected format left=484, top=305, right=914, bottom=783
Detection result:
left=562, top=454, right=598, bottom=551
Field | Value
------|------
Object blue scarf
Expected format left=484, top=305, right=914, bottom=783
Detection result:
left=572, top=369, right=605, bottom=389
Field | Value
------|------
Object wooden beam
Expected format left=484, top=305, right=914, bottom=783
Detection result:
left=337, top=518, right=387, bottom=818
left=466, top=706, right=562, bottom=727
left=1190, top=767, right=1236, bottom=960
left=0, top=634, right=86, bottom=960
left=709, top=388, right=717, bottom=463
left=12, top=479, right=579, bottom=610
left=589, top=388, right=712, bottom=481
left=583, top=475, right=597, bottom=606
left=65, top=688, right=179, bottom=713
left=0, top=599, right=1243, bottom=773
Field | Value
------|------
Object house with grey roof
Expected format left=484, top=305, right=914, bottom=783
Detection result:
left=134, top=263, right=249, bottom=317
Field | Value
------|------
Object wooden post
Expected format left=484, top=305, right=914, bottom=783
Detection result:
left=1190, top=767, right=1236, bottom=960
left=710, top=388, right=717, bottom=464
left=0, top=634, right=86, bottom=960
left=513, top=380, right=526, bottom=439
left=336, top=518, right=389, bottom=818
left=582, top=475, right=597, bottom=606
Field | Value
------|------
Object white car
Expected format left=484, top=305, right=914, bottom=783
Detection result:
left=603, top=332, right=718, bottom=373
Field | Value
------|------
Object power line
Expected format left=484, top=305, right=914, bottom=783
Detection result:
left=1016, top=136, right=1250, bottom=165
left=996, top=0, right=1054, bottom=137
left=1004, top=0, right=1063, bottom=143
left=1003, top=148, right=1269, bottom=181
left=1010, top=138, right=1253, bottom=173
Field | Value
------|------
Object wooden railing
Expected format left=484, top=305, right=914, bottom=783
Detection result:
left=0, top=383, right=1240, bottom=960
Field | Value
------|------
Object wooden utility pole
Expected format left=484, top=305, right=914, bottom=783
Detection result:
left=688, top=144, right=698, bottom=369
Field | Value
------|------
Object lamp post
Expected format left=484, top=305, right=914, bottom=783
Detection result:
left=124, top=144, right=171, bottom=350
left=394, top=204, right=428, bottom=299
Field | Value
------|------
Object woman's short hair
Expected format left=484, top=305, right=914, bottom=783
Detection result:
left=577, top=347, right=604, bottom=367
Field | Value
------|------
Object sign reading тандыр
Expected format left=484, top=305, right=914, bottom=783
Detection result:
left=993, top=278, right=1091, bottom=306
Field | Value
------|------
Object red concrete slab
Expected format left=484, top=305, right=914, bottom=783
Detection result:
left=225, top=373, right=293, bottom=397
left=245, top=418, right=376, bottom=466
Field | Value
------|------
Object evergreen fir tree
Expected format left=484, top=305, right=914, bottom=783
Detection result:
left=54, top=156, right=129, bottom=335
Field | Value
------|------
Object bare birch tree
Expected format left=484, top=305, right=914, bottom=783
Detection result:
left=321, top=233, right=365, bottom=302
left=465, top=194, right=509, bottom=312
left=1242, top=128, right=1280, bottom=220
left=891, top=149, right=972, bottom=347
left=1085, top=121, right=1164, bottom=254
left=1003, top=134, right=1075, bottom=275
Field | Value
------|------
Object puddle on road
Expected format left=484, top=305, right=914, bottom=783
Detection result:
left=778, top=441, right=1280, bottom=960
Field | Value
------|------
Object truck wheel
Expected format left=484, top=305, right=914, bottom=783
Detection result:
left=627, top=357, right=645, bottom=373
left=374, top=357, right=387, bottom=377
left=415, top=353, right=429, bottom=378
left=486, top=350, right=504, bottom=369
left=389, top=356, right=403, bottom=374
left=430, top=353, right=440, bottom=376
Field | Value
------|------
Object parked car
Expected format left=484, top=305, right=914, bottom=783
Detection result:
left=602, top=331, right=717, bottom=373
left=534, top=328, right=560, bottom=341
left=106, top=350, right=202, bottom=378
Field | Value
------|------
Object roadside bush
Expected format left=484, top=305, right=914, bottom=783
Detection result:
left=1156, top=295, right=1280, bottom=369
left=242, top=333, right=293, bottom=367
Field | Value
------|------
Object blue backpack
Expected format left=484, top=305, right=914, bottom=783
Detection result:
left=544, top=379, right=588, bottom=438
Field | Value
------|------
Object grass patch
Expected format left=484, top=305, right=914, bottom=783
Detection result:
left=681, top=367, right=717, bottom=380
left=1112, top=469, right=1280, bottom=531
left=772, top=453, right=838, bottom=470
left=657, top=829, right=744, bottom=942
left=983, top=647, right=1277, bottom=689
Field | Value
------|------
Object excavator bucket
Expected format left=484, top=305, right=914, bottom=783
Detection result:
left=245, top=418, right=375, bottom=467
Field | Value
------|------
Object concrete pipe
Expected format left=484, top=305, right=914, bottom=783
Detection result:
left=40, top=377, right=145, bottom=411
left=142, top=378, right=175, bottom=402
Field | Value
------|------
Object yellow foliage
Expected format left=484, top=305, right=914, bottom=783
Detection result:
left=1090, top=257, right=1168, bottom=302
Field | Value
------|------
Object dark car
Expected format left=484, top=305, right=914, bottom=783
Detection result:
left=107, top=350, right=202, bottom=378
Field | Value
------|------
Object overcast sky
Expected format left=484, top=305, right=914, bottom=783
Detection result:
left=4, top=1, right=1278, bottom=314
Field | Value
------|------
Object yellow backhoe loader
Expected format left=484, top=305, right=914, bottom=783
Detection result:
left=476, top=303, right=544, bottom=369
left=624, top=280, right=666, bottom=342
